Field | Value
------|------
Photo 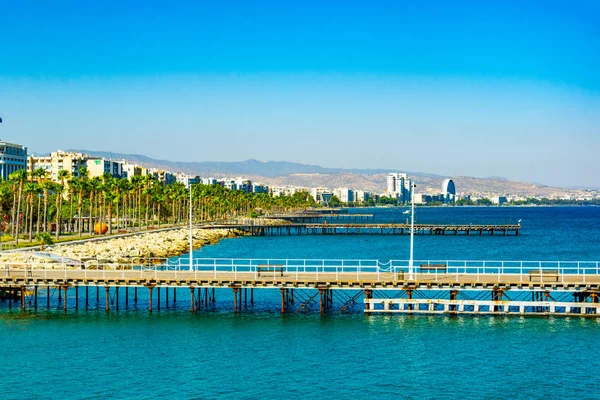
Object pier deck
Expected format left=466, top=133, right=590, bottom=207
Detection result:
left=2, top=259, right=598, bottom=316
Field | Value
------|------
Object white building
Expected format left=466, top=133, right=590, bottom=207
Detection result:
left=334, top=187, right=354, bottom=204
left=386, top=173, right=412, bottom=203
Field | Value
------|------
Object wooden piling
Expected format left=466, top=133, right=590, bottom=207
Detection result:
left=20, top=285, right=25, bottom=310
left=233, top=288, right=239, bottom=313
left=75, top=286, right=79, bottom=310
left=280, top=288, right=286, bottom=314
left=148, top=286, right=154, bottom=313
left=34, top=286, right=38, bottom=309
left=62, top=286, right=68, bottom=312
left=105, top=287, right=110, bottom=313
left=190, top=287, right=195, bottom=312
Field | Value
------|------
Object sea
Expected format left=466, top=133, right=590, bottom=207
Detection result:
left=1, top=206, right=599, bottom=399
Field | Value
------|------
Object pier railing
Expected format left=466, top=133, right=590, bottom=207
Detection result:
left=3, top=258, right=600, bottom=284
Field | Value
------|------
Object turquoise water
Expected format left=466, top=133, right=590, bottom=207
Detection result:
left=1, top=207, right=600, bottom=399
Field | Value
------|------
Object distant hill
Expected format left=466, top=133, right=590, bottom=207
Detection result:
left=66, top=149, right=442, bottom=179
left=45, top=149, right=586, bottom=198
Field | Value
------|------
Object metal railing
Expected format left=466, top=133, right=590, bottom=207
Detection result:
left=2, top=258, right=600, bottom=284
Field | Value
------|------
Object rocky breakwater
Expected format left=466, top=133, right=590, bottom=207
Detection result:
left=44, top=228, right=242, bottom=265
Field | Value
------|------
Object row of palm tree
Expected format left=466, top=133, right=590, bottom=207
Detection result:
left=1, top=168, right=317, bottom=244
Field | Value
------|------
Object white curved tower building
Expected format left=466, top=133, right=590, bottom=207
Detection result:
left=441, top=179, right=456, bottom=203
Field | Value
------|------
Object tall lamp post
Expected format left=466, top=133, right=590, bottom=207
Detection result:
left=189, top=184, right=193, bottom=271
left=408, top=183, right=416, bottom=280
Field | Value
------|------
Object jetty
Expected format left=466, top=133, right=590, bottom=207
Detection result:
left=204, top=222, right=521, bottom=236
left=1, top=258, right=599, bottom=317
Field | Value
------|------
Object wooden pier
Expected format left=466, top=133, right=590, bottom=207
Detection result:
left=263, top=213, right=374, bottom=222
left=207, top=222, right=521, bottom=236
left=1, top=258, right=599, bottom=317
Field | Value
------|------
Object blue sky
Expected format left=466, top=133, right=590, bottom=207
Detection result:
left=1, top=0, right=599, bottom=187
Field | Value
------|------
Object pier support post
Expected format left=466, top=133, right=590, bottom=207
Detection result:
left=47, top=287, right=50, bottom=308
left=20, top=285, right=25, bottom=310
left=212, top=288, right=215, bottom=303
left=591, top=293, right=598, bottom=304
left=407, top=289, right=414, bottom=311
left=319, top=289, right=324, bottom=315
left=75, top=286, right=79, bottom=310
left=34, top=286, right=38, bottom=309
left=62, top=286, right=69, bottom=312
left=157, top=287, right=161, bottom=310
left=134, top=287, right=138, bottom=303
left=148, top=286, right=155, bottom=313
left=173, top=288, right=177, bottom=305
left=233, top=288, right=239, bottom=313
left=125, top=287, right=129, bottom=308
left=96, top=287, right=99, bottom=304
left=105, top=286, right=110, bottom=313
left=85, top=287, right=89, bottom=309
left=116, top=287, right=119, bottom=311
left=190, top=287, right=195, bottom=313
left=251, top=288, right=254, bottom=306
left=58, top=286, right=62, bottom=303
left=365, top=289, right=372, bottom=311
left=280, top=288, right=286, bottom=314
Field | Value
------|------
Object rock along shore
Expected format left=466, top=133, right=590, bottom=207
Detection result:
left=0, top=217, right=290, bottom=267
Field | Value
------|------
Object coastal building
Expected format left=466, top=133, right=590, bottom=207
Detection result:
left=491, top=196, right=508, bottom=205
left=201, top=178, right=218, bottom=185
left=310, top=187, right=334, bottom=205
left=0, top=140, right=28, bottom=180
left=354, top=190, right=370, bottom=203
left=122, top=163, right=147, bottom=179
left=441, top=179, right=456, bottom=203
left=235, top=178, right=253, bottom=193
left=87, top=158, right=124, bottom=179
left=176, top=173, right=201, bottom=188
left=334, top=187, right=354, bottom=204
left=252, top=184, right=269, bottom=194
left=147, top=168, right=176, bottom=185
left=28, top=150, right=87, bottom=182
left=386, top=173, right=412, bottom=203
left=413, top=193, right=432, bottom=204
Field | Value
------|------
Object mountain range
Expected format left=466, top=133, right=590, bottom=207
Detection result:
left=44, top=149, right=587, bottom=198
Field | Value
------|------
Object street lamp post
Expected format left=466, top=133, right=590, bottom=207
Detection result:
left=409, top=183, right=416, bottom=280
left=189, top=184, right=193, bottom=271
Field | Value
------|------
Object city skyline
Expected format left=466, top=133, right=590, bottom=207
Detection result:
left=1, top=1, right=599, bottom=187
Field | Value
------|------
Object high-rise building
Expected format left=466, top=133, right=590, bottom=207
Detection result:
left=386, top=173, right=412, bottom=203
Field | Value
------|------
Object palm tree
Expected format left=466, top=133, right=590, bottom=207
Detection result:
left=32, top=168, right=47, bottom=235
left=76, top=166, right=89, bottom=237
left=56, top=170, right=70, bottom=239
left=23, top=182, right=38, bottom=242
left=40, top=181, right=54, bottom=233
left=88, top=177, right=103, bottom=235
left=9, top=170, right=27, bottom=244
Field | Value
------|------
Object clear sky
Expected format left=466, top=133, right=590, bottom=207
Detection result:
left=1, top=0, right=599, bottom=187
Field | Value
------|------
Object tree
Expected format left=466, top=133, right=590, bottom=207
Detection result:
left=9, top=170, right=27, bottom=244
left=56, top=170, right=70, bottom=239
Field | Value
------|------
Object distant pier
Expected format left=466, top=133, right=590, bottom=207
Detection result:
left=207, top=222, right=521, bottom=236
